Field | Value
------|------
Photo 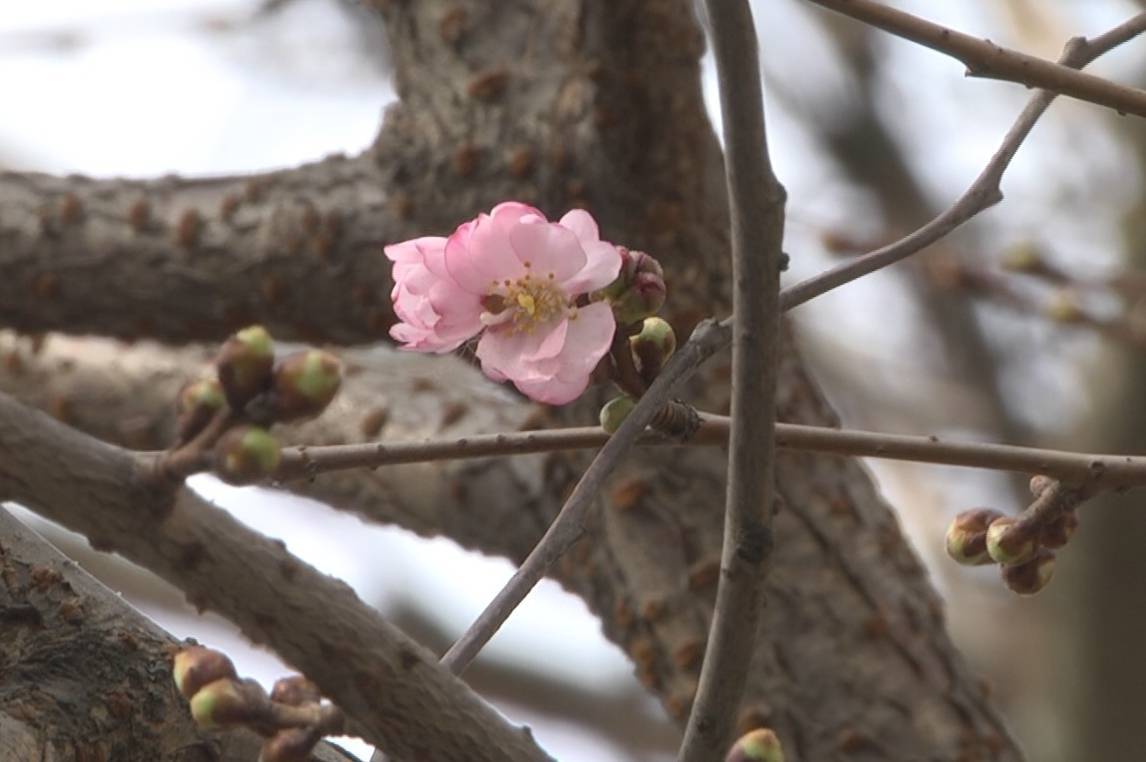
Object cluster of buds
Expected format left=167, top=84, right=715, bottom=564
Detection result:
left=945, top=477, right=1080, bottom=596
left=172, top=325, right=342, bottom=485
left=173, top=646, right=343, bottom=761
left=596, top=247, right=667, bottom=328
left=726, top=728, right=785, bottom=762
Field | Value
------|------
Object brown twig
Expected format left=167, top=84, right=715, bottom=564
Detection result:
left=781, top=12, right=1146, bottom=311
left=679, top=1, right=785, bottom=759
left=806, top=1, right=1146, bottom=118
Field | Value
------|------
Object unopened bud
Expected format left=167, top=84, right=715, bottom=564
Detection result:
left=1040, top=510, right=1079, bottom=550
left=600, top=395, right=637, bottom=434
left=1045, top=291, right=1082, bottom=323
left=945, top=508, right=1004, bottom=566
left=216, top=325, right=275, bottom=410
left=598, top=248, right=667, bottom=325
left=1000, top=242, right=1043, bottom=273
left=1001, top=548, right=1056, bottom=596
left=630, top=317, right=677, bottom=383
left=214, top=426, right=281, bottom=485
left=173, top=646, right=237, bottom=700
left=1029, top=475, right=1054, bottom=497
left=270, top=350, right=342, bottom=422
left=270, top=675, right=321, bottom=707
left=189, top=678, right=261, bottom=728
left=260, top=728, right=321, bottom=762
left=726, top=728, right=784, bottom=762
left=176, top=378, right=226, bottom=442
left=986, top=516, right=1038, bottom=566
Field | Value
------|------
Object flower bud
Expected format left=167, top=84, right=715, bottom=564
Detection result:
left=216, top=325, right=275, bottom=410
left=726, top=728, right=784, bottom=762
left=176, top=378, right=226, bottom=442
left=986, top=516, right=1037, bottom=566
left=1000, top=242, right=1043, bottom=273
left=944, top=508, right=1004, bottom=566
left=1045, top=291, right=1082, bottom=323
left=600, top=395, right=637, bottom=434
left=598, top=248, right=667, bottom=326
left=214, top=426, right=281, bottom=485
left=189, top=678, right=261, bottom=728
left=260, top=728, right=320, bottom=762
left=1040, top=510, right=1079, bottom=550
left=173, top=646, right=237, bottom=700
left=270, top=350, right=342, bottom=422
left=630, top=317, right=677, bottom=383
left=1001, top=548, right=1056, bottom=596
left=1029, top=475, right=1054, bottom=497
left=270, top=675, right=321, bottom=707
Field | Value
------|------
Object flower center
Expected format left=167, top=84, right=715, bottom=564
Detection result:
left=482, top=271, right=567, bottom=333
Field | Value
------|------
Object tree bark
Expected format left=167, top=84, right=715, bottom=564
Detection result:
left=0, top=1, right=1022, bottom=759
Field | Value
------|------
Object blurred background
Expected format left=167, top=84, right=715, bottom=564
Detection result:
left=3, top=0, right=1146, bottom=759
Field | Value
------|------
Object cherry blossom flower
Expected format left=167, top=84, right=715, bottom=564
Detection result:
left=385, top=202, right=623, bottom=405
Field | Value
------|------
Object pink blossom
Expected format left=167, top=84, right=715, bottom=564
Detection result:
left=385, top=202, right=623, bottom=405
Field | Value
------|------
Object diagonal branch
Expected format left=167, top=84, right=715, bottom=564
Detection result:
left=806, top=1, right=1146, bottom=118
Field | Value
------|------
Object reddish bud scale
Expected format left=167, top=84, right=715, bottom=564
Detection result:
left=173, top=646, right=238, bottom=699
left=1040, top=510, right=1079, bottom=550
left=216, top=325, right=275, bottom=410
left=986, top=516, right=1038, bottom=566
left=944, top=508, right=1004, bottom=566
left=1001, top=548, right=1056, bottom=596
left=270, top=676, right=321, bottom=707
left=596, top=248, right=668, bottom=326
left=270, top=350, right=343, bottom=422
left=260, top=727, right=321, bottom=762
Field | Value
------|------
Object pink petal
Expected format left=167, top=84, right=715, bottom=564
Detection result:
left=523, top=318, right=569, bottom=363
left=508, top=219, right=586, bottom=282
left=559, top=241, right=623, bottom=295
left=558, top=209, right=600, bottom=243
left=491, top=201, right=547, bottom=225
left=446, top=214, right=526, bottom=293
left=555, top=302, right=615, bottom=374
left=514, top=372, right=590, bottom=405
left=476, top=327, right=554, bottom=382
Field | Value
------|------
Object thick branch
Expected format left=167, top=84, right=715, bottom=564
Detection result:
left=680, top=2, right=785, bottom=759
left=806, top=1, right=1146, bottom=118
left=0, top=391, right=552, bottom=762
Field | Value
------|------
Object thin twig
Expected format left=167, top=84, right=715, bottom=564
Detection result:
left=438, top=319, right=731, bottom=675
left=679, top=0, right=785, bottom=759
left=806, top=0, right=1146, bottom=118
left=267, top=417, right=1146, bottom=490
left=781, top=13, right=1146, bottom=311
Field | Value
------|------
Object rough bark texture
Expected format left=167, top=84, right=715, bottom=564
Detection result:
left=0, top=507, right=355, bottom=762
left=0, top=0, right=1022, bottom=760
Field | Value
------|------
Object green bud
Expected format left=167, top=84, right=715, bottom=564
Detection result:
left=214, top=426, right=281, bottom=485
left=944, top=508, right=1003, bottom=566
left=600, top=395, right=637, bottom=434
left=173, top=646, right=237, bottom=700
left=726, top=728, right=784, bottom=762
left=986, top=516, right=1037, bottom=566
left=216, top=325, right=275, bottom=410
left=189, top=678, right=259, bottom=728
left=1000, top=241, right=1043, bottom=273
left=1001, top=548, right=1056, bottom=596
left=176, top=378, right=226, bottom=442
left=597, top=248, right=667, bottom=326
left=630, top=317, right=677, bottom=383
left=270, top=675, right=321, bottom=707
left=270, top=350, right=343, bottom=422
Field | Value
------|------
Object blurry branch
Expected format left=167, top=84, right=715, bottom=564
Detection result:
left=781, top=13, right=1146, bottom=311
left=682, top=0, right=786, bottom=758
left=387, top=601, right=679, bottom=760
left=805, top=1, right=1146, bottom=118
left=0, top=390, right=552, bottom=762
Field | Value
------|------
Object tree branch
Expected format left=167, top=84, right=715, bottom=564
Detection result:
left=679, top=1, right=785, bottom=758
left=805, top=1, right=1146, bottom=118
left=0, top=390, right=552, bottom=762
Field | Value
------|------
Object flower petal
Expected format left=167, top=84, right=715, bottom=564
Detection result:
left=513, top=372, right=590, bottom=405
left=555, top=302, right=615, bottom=374
left=446, top=214, right=526, bottom=293
left=558, top=209, right=600, bottom=243
left=509, top=219, right=586, bottom=282
left=560, top=241, right=623, bottom=295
